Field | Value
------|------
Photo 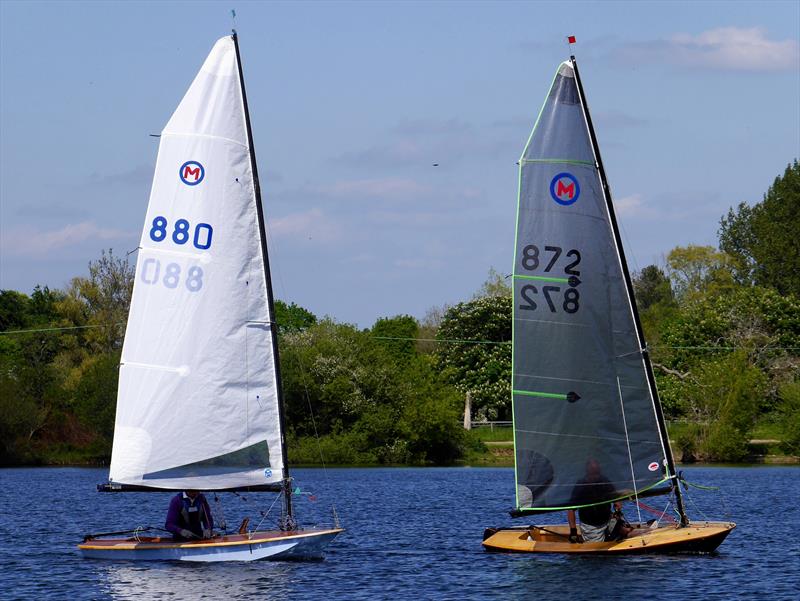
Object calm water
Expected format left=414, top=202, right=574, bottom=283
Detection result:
left=0, top=466, right=798, bottom=600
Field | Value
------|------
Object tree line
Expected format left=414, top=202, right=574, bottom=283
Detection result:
left=1, top=161, right=798, bottom=465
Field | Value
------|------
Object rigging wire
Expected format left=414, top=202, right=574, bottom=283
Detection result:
left=262, top=206, right=339, bottom=523
left=2, top=325, right=798, bottom=353
left=617, top=376, right=643, bottom=525
left=0, top=323, right=125, bottom=335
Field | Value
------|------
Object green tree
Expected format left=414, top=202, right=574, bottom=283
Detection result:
left=0, top=290, right=31, bottom=331
left=633, top=265, right=674, bottom=311
left=274, top=300, right=317, bottom=334
left=281, top=319, right=465, bottom=464
left=719, top=160, right=800, bottom=295
left=72, top=351, right=121, bottom=442
left=60, top=249, right=133, bottom=353
left=473, top=267, right=511, bottom=299
left=666, top=245, right=736, bottom=301
left=371, top=314, right=418, bottom=361
left=436, top=295, right=512, bottom=420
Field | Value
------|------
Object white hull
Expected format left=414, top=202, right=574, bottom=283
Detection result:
left=79, top=528, right=342, bottom=562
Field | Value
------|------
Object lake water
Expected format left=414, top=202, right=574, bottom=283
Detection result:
left=0, top=466, right=797, bottom=600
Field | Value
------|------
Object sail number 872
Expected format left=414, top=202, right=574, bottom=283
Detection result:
left=519, top=244, right=581, bottom=314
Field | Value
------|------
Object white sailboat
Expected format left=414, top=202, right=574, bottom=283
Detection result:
left=482, top=53, right=734, bottom=554
left=78, top=32, right=342, bottom=562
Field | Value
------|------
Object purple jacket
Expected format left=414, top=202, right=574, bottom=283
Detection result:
left=165, top=492, right=213, bottom=537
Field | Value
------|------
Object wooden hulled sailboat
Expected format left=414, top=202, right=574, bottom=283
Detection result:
left=482, top=55, right=734, bottom=554
left=78, top=33, right=342, bottom=562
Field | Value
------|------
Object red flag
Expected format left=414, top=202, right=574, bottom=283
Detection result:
left=567, top=35, right=576, bottom=44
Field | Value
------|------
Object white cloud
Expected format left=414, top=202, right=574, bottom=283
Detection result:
left=1, top=221, right=133, bottom=256
left=267, top=208, right=342, bottom=242
left=614, top=193, right=656, bottom=218
left=392, top=118, right=472, bottom=135
left=670, top=27, right=799, bottom=71
left=315, top=178, right=431, bottom=200
left=619, top=27, right=799, bottom=72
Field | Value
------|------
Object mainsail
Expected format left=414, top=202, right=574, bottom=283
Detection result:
left=512, top=59, right=676, bottom=514
left=108, top=36, right=284, bottom=491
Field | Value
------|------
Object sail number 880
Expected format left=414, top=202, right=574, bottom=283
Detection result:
left=149, top=216, right=213, bottom=250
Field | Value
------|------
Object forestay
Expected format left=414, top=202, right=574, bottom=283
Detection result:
left=512, top=61, right=670, bottom=512
left=109, top=37, right=283, bottom=491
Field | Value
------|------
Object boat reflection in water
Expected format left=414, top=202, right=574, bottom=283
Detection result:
left=98, top=562, right=296, bottom=600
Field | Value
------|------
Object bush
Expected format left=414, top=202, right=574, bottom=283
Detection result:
left=289, top=431, right=378, bottom=465
left=702, top=421, right=750, bottom=462
left=778, top=381, right=800, bottom=456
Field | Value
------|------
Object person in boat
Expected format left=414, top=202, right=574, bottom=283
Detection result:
left=165, top=490, right=214, bottom=540
left=567, top=459, right=632, bottom=543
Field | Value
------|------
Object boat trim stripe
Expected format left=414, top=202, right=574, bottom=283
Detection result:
left=78, top=528, right=344, bottom=551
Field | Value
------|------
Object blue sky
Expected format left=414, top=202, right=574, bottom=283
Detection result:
left=1, top=1, right=798, bottom=327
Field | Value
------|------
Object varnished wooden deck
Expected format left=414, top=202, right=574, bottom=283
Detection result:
left=482, top=522, right=735, bottom=554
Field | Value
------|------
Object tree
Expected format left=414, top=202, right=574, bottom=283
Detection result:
left=473, top=267, right=511, bottom=299
left=61, top=249, right=133, bottom=353
left=274, top=300, right=316, bottom=334
left=280, top=319, right=465, bottom=464
left=666, top=245, right=736, bottom=301
left=633, top=265, right=674, bottom=311
left=719, top=160, right=800, bottom=295
left=436, top=296, right=512, bottom=420
left=371, top=315, right=418, bottom=361
left=0, top=290, right=30, bottom=331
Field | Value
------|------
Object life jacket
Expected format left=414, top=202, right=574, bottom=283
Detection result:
left=179, top=494, right=209, bottom=537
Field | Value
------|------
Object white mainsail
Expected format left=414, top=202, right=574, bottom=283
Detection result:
left=109, top=36, right=283, bottom=490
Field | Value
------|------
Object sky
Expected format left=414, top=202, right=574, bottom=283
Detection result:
left=1, top=0, right=798, bottom=327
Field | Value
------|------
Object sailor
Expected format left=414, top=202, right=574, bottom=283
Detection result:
left=567, top=459, right=632, bottom=543
left=165, top=490, right=214, bottom=540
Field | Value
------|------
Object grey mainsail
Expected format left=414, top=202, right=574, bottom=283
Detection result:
left=512, top=60, right=673, bottom=513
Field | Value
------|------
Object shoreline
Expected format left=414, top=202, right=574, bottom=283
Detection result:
left=2, top=457, right=798, bottom=470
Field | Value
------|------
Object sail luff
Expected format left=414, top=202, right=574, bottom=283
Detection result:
left=568, top=55, right=688, bottom=524
left=231, top=32, right=293, bottom=519
left=511, top=64, right=563, bottom=511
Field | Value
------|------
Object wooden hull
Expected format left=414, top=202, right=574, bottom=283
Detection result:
left=482, top=521, right=735, bottom=554
left=78, top=528, right=343, bottom=562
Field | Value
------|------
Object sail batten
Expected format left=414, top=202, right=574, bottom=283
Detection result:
left=512, top=60, right=671, bottom=513
left=108, top=36, right=283, bottom=492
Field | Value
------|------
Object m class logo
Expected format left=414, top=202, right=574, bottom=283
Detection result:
left=179, top=160, right=205, bottom=186
left=550, top=172, right=580, bottom=206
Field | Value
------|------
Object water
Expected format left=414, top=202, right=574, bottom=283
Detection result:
left=1, top=466, right=797, bottom=600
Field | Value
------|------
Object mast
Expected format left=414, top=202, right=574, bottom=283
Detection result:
left=232, top=31, right=293, bottom=522
left=569, top=55, right=689, bottom=526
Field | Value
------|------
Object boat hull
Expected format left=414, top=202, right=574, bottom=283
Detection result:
left=78, top=528, right=343, bottom=562
left=482, top=521, right=735, bottom=554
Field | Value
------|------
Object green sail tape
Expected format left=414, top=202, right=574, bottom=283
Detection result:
left=513, top=389, right=567, bottom=400
left=520, top=158, right=595, bottom=166
left=514, top=274, right=569, bottom=284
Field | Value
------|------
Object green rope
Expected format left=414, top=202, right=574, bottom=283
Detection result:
left=679, top=477, right=720, bottom=491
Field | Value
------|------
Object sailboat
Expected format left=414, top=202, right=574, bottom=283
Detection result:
left=78, top=33, right=342, bottom=562
left=482, top=55, right=735, bottom=554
